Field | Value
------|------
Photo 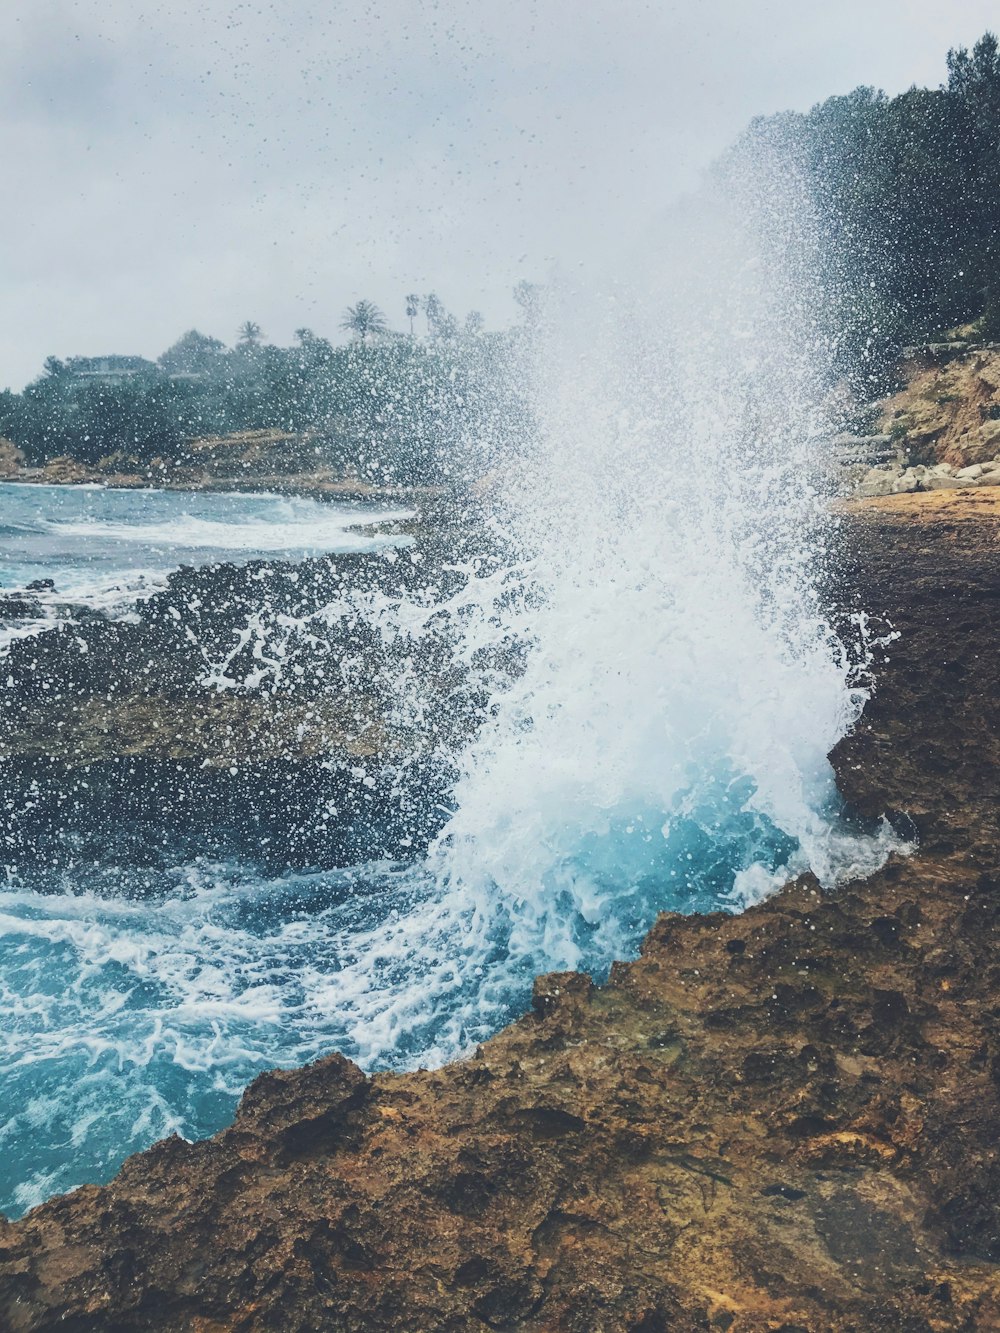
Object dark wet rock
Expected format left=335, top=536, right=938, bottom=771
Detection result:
left=0, top=595, right=42, bottom=621
left=0, top=752, right=449, bottom=871
left=4, top=496, right=1000, bottom=1328
left=0, top=503, right=508, bottom=871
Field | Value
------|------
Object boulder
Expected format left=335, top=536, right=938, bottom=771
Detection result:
left=860, top=465, right=897, bottom=486
left=890, top=466, right=933, bottom=493
left=0, top=439, right=24, bottom=477
left=892, top=474, right=920, bottom=493
left=857, top=475, right=896, bottom=497
left=0, top=595, right=42, bottom=621
left=926, top=475, right=975, bottom=490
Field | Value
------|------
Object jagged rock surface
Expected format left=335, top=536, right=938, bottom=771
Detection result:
left=0, top=510, right=503, bottom=870
left=882, top=344, right=1000, bottom=467
left=2, top=496, right=1000, bottom=1330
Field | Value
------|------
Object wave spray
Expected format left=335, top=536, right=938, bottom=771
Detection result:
left=411, top=142, right=899, bottom=1034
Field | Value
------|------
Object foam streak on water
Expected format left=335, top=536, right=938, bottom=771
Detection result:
left=0, top=145, right=904, bottom=1217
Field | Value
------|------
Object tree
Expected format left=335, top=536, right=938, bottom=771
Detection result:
left=405, top=294, right=420, bottom=336
left=341, top=300, right=389, bottom=343
left=947, top=31, right=1000, bottom=100
left=513, top=281, right=542, bottom=329
left=237, top=321, right=263, bottom=347
left=159, top=330, right=227, bottom=375
left=0, top=389, right=23, bottom=443
left=725, top=33, right=1000, bottom=388
left=946, top=33, right=1000, bottom=327
left=423, top=293, right=458, bottom=340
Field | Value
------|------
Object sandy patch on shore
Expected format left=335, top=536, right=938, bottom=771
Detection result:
left=841, top=486, right=1000, bottom=521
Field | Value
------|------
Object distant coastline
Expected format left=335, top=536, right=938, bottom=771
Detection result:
left=0, top=435, right=445, bottom=507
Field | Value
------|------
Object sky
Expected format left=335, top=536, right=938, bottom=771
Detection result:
left=1, top=0, right=998, bottom=389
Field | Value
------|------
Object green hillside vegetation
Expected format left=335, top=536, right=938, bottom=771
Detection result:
left=741, top=31, right=1000, bottom=391
left=4, top=30, right=1000, bottom=471
left=0, top=295, right=534, bottom=487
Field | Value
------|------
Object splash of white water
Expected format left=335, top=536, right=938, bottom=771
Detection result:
left=430, top=148, right=897, bottom=955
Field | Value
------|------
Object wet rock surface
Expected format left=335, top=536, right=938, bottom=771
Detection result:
left=0, top=506, right=502, bottom=870
left=3, top=496, right=1000, bottom=1330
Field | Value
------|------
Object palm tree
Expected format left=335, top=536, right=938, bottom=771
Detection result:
left=405, top=294, right=420, bottom=336
left=237, top=320, right=262, bottom=347
left=341, top=301, right=388, bottom=343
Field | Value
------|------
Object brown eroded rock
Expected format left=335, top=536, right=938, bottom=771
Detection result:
left=0, top=440, right=24, bottom=477
left=881, top=344, right=1000, bottom=467
left=2, top=493, right=1000, bottom=1330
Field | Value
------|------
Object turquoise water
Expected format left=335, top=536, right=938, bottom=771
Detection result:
left=0, top=796, right=801, bottom=1218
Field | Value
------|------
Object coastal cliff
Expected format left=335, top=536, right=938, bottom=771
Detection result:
left=1, top=491, right=999, bottom=1330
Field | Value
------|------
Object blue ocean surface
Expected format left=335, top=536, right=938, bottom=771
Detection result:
left=0, top=481, right=409, bottom=643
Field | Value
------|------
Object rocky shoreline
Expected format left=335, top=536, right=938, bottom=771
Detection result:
left=840, top=340, right=1000, bottom=500
left=0, top=503, right=504, bottom=872
left=0, top=490, right=998, bottom=1329
left=0, top=430, right=445, bottom=507
left=854, top=454, right=1000, bottom=497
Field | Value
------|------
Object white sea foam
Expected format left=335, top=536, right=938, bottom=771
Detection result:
left=400, top=151, right=901, bottom=934
left=44, top=502, right=413, bottom=555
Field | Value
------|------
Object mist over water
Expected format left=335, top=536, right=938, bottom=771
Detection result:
left=0, top=149, right=902, bottom=1217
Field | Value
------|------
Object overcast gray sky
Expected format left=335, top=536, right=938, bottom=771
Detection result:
left=1, top=1, right=997, bottom=388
